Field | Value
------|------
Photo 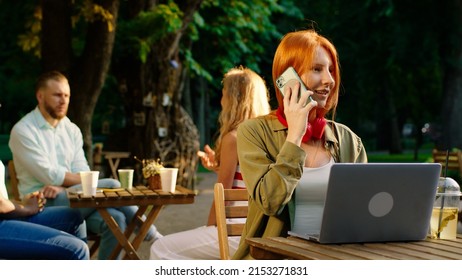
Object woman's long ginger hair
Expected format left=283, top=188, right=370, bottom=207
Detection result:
left=214, top=66, right=271, bottom=166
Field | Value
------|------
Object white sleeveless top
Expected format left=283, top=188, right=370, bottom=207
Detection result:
left=0, top=161, right=7, bottom=199
left=292, top=157, right=334, bottom=234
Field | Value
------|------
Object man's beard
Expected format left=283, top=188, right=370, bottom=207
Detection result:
left=44, top=103, right=67, bottom=120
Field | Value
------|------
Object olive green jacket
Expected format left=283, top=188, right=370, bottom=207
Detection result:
left=232, top=114, right=368, bottom=259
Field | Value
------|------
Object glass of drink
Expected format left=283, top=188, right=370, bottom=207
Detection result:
left=429, top=177, right=461, bottom=239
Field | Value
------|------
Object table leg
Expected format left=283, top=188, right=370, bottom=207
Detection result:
left=98, top=208, right=139, bottom=260
left=110, top=205, right=149, bottom=259
left=119, top=206, right=163, bottom=260
left=125, top=205, right=148, bottom=238
left=131, top=205, right=163, bottom=249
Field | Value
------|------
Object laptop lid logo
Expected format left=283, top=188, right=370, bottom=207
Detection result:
left=368, top=192, right=394, bottom=217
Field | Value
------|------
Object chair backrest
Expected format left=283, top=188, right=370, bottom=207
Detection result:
left=7, top=160, right=21, bottom=201
left=213, top=183, right=248, bottom=260
left=432, top=149, right=462, bottom=176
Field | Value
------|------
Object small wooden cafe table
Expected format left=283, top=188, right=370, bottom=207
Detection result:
left=68, top=185, right=195, bottom=260
left=246, top=234, right=462, bottom=260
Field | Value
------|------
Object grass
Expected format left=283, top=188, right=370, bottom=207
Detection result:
left=368, top=150, right=461, bottom=183
left=368, top=151, right=433, bottom=163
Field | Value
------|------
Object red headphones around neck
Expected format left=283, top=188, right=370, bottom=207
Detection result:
left=276, top=107, right=326, bottom=142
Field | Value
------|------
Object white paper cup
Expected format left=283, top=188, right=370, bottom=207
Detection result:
left=118, top=169, right=134, bottom=190
left=80, top=171, right=99, bottom=196
left=160, top=168, right=178, bottom=193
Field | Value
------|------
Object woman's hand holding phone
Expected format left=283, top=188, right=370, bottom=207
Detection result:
left=276, top=67, right=314, bottom=105
left=279, top=68, right=318, bottom=146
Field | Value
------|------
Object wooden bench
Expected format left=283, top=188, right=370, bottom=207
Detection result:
left=432, top=149, right=462, bottom=177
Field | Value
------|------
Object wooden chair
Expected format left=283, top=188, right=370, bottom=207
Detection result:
left=7, top=160, right=101, bottom=257
left=432, top=149, right=462, bottom=177
left=213, top=183, right=248, bottom=260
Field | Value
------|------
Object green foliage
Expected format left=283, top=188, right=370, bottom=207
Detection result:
left=80, top=0, right=116, bottom=31
left=0, top=1, right=40, bottom=134
left=189, top=0, right=301, bottom=94
left=115, top=1, right=184, bottom=63
left=183, top=49, right=213, bottom=82
left=368, top=151, right=432, bottom=163
left=16, top=5, right=41, bottom=58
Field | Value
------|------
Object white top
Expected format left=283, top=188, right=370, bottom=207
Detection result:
left=292, top=157, right=334, bottom=234
left=0, top=161, right=7, bottom=199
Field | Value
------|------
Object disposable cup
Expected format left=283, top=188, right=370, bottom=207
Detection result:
left=429, top=177, right=461, bottom=239
left=80, top=171, right=99, bottom=196
left=118, top=169, right=134, bottom=190
left=160, top=168, right=178, bottom=193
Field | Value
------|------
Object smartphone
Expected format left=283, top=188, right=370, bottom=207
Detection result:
left=276, top=67, right=313, bottom=103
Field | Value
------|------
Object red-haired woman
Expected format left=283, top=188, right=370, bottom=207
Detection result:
left=233, top=29, right=368, bottom=259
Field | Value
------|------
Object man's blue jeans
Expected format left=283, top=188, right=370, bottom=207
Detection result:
left=0, top=206, right=89, bottom=260
left=47, top=178, right=157, bottom=260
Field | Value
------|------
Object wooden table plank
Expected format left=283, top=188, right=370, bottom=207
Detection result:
left=335, top=244, right=394, bottom=260
left=426, top=236, right=462, bottom=249
left=392, top=242, right=462, bottom=259
left=284, top=237, right=394, bottom=260
left=247, top=234, right=462, bottom=260
left=247, top=237, right=338, bottom=260
left=361, top=243, right=447, bottom=260
left=67, top=185, right=195, bottom=208
left=273, top=237, right=370, bottom=260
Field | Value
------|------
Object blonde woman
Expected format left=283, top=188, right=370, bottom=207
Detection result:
left=150, top=66, right=271, bottom=259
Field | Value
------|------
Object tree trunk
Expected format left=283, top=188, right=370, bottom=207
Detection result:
left=440, top=55, right=462, bottom=150
left=439, top=0, right=462, bottom=150
left=374, top=85, right=402, bottom=153
left=195, top=76, right=209, bottom=149
left=113, top=0, right=203, bottom=188
left=40, top=0, right=72, bottom=73
left=40, top=0, right=120, bottom=168
left=386, top=88, right=402, bottom=154
left=71, top=0, right=120, bottom=167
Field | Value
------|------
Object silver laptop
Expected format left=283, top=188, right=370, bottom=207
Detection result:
left=288, top=163, right=441, bottom=243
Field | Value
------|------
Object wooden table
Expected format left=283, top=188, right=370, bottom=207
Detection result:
left=102, top=151, right=131, bottom=179
left=247, top=235, right=462, bottom=260
left=68, top=185, right=195, bottom=260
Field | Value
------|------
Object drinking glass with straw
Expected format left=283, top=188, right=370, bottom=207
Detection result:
left=436, top=150, right=449, bottom=239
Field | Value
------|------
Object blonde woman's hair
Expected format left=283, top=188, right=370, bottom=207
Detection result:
left=214, top=66, right=271, bottom=166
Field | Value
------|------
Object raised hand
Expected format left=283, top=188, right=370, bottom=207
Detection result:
left=197, top=144, right=218, bottom=172
left=283, top=81, right=317, bottom=146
